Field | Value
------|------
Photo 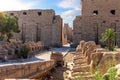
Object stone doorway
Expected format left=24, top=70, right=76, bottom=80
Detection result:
left=93, top=23, right=99, bottom=44
left=36, top=23, right=41, bottom=42
left=21, top=23, right=26, bottom=42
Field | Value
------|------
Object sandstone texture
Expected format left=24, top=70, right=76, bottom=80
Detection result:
left=73, top=0, right=120, bottom=47
left=5, top=9, right=63, bottom=46
left=0, top=60, right=55, bottom=80
left=72, top=41, right=120, bottom=80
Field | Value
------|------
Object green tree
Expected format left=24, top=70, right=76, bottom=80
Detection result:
left=0, top=12, right=7, bottom=40
left=100, top=28, right=116, bottom=51
left=0, top=12, right=20, bottom=42
left=5, top=16, right=20, bottom=42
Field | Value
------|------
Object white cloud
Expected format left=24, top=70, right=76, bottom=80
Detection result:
left=0, top=0, right=36, bottom=11
left=61, top=10, right=79, bottom=18
left=61, top=9, right=80, bottom=27
left=58, top=0, right=80, bottom=10
left=58, top=0, right=81, bottom=27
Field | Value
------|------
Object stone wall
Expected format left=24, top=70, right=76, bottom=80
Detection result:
left=64, top=23, right=73, bottom=43
left=5, top=9, right=63, bottom=46
left=0, top=60, right=55, bottom=80
left=73, top=0, right=120, bottom=47
left=62, top=24, right=68, bottom=45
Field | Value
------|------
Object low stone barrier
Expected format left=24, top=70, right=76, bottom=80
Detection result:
left=0, top=60, right=55, bottom=80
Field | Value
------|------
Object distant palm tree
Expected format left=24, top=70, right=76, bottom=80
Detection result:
left=100, top=28, right=116, bottom=51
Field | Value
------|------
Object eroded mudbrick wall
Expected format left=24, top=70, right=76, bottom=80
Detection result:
left=73, top=0, right=120, bottom=47
left=5, top=9, right=63, bottom=46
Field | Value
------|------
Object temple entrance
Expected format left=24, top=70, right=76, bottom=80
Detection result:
left=21, top=23, right=26, bottom=42
left=93, top=23, right=99, bottom=44
left=36, top=23, right=41, bottom=42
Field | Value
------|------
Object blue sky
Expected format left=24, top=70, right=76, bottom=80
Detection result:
left=0, top=0, right=81, bottom=27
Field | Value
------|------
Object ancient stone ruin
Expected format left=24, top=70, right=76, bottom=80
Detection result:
left=73, top=0, right=120, bottom=47
left=72, top=40, right=120, bottom=80
left=5, top=9, right=63, bottom=46
left=51, top=52, right=64, bottom=67
left=0, top=60, right=55, bottom=80
left=0, top=41, right=44, bottom=61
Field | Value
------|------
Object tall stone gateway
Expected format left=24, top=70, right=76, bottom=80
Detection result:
left=5, top=9, right=63, bottom=46
left=73, top=0, right=120, bottom=47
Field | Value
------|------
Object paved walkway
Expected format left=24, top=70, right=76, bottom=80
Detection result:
left=36, top=44, right=71, bottom=61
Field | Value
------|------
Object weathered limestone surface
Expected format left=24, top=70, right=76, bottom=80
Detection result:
left=0, top=60, right=55, bottom=80
left=51, top=52, right=64, bottom=66
left=5, top=9, right=63, bottom=46
left=73, top=0, right=120, bottom=47
left=72, top=41, right=120, bottom=79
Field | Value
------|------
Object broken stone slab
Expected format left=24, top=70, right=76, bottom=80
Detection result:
left=74, top=60, right=87, bottom=65
left=84, top=44, right=96, bottom=57
left=90, top=52, right=103, bottom=74
left=76, top=40, right=86, bottom=52
left=79, top=40, right=86, bottom=49
left=72, top=72, right=92, bottom=77
left=73, top=65, right=90, bottom=72
left=82, top=41, right=96, bottom=55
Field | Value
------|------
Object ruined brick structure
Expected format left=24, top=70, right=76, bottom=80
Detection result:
left=73, top=0, right=120, bottom=47
left=5, top=9, right=63, bottom=46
